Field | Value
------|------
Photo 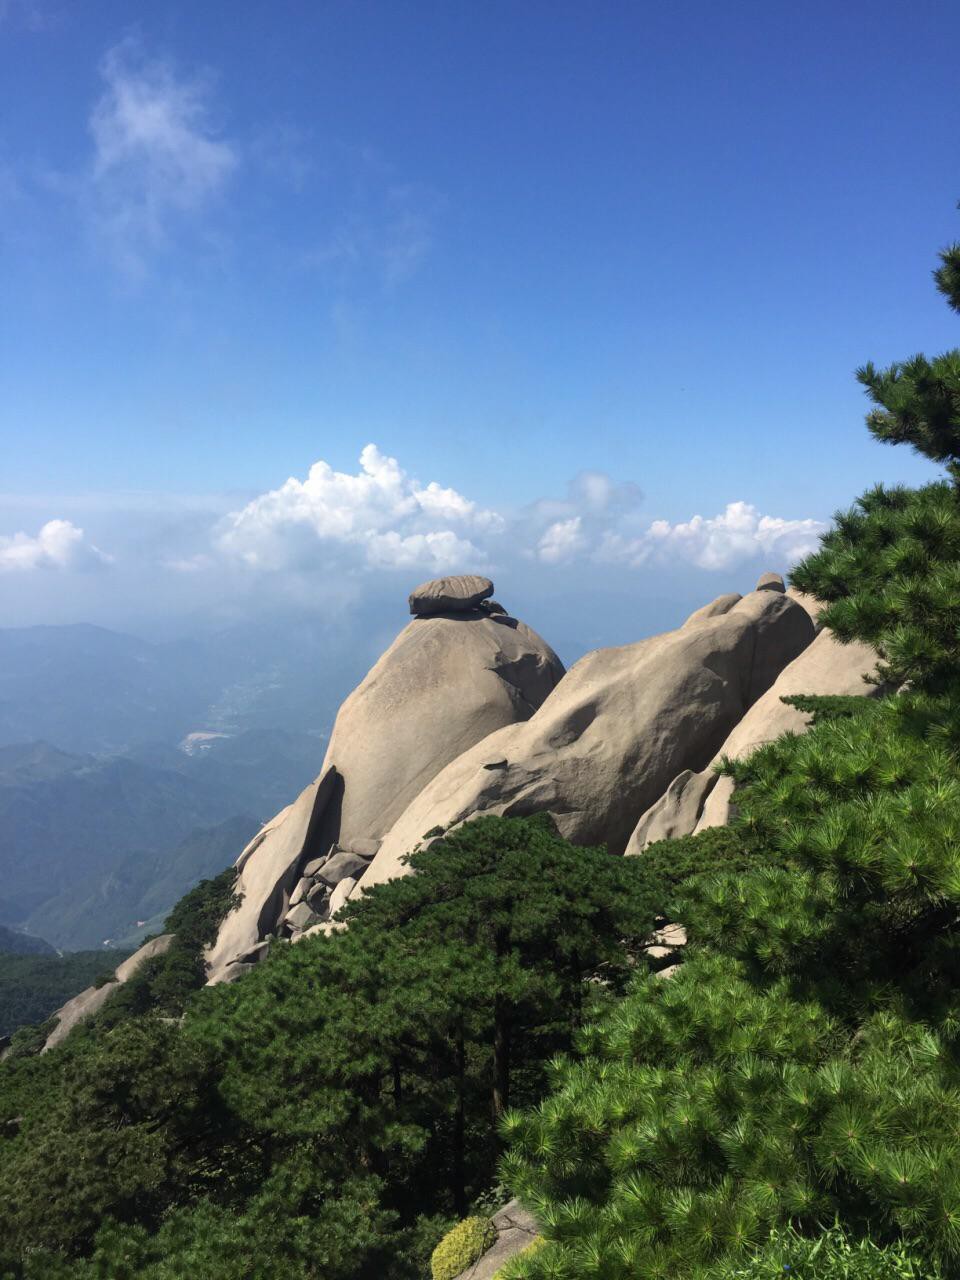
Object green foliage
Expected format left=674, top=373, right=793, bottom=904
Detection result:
left=857, top=355, right=960, bottom=484
left=790, top=221, right=960, bottom=690
left=779, top=693, right=878, bottom=724
left=0, top=816, right=682, bottom=1277
left=163, top=865, right=240, bottom=942
left=852, top=224, right=960, bottom=485
left=430, top=1215, right=496, bottom=1280
left=494, top=1235, right=547, bottom=1279
left=935, top=237, right=960, bottom=314
left=503, top=253, right=960, bottom=1274
left=717, top=1224, right=940, bottom=1278
left=790, top=482, right=960, bottom=691
left=89, top=867, right=240, bottom=1034
left=501, top=687, right=960, bottom=1278
left=0, top=1017, right=229, bottom=1263
left=4, top=1016, right=57, bottom=1061
left=0, top=950, right=127, bottom=1038
left=638, top=824, right=780, bottom=913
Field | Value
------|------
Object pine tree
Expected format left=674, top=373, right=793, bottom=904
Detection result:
left=791, top=217, right=960, bottom=691
left=500, top=219, right=960, bottom=1279
left=855, top=225, right=960, bottom=485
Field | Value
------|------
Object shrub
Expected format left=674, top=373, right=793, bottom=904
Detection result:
left=494, top=1234, right=546, bottom=1278
left=718, top=1224, right=940, bottom=1278
left=431, top=1215, right=496, bottom=1280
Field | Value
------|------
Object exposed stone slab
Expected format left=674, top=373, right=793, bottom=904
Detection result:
left=625, top=768, right=717, bottom=852
left=682, top=593, right=742, bottom=627
left=328, top=877, right=358, bottom=918
left=452, top=1199, right=539, bottom=1280
left=43, top=933, right=174, bottom=1051
left=317, top=850, right=371, bottom=886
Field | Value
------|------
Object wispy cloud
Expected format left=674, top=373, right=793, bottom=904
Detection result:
left=83, top=39, right=238, bottom=277
left=0, top=0, right=60, bottom=32
left=0, top=519, right=111, bottom=572
left=301, top=150, right=444, bottom=290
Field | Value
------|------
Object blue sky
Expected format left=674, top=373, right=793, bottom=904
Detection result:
left=1, top=0, right=958, bottom=648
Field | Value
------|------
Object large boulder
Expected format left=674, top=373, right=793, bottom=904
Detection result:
left=626, top=628, right=880, bottom=852
left=43, top=934, right=174, bottom=1051
left=356, top=588, right=814, bottom=896
left=204, top=581, right=563, bottom=980
left=315, top=589, right=564, bottom=857
left=682, top=592, right=742, bottom=627
left=408, top=573, right=494, bottom=615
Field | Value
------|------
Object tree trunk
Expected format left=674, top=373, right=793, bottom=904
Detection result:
left=392, top=1057, right=403, bottom=1111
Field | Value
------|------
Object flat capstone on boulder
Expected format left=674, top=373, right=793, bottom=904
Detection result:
left=408, top=574, right=494, bottom=616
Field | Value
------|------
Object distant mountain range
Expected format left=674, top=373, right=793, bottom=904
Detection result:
left=0, top=731, right=328, bottom=949
left=0, top=609, right=582, bottom=953
left=0, top=618, right=384, bottom=755
left=0, top=924, right=55, bottom=957
left=0, top=617, right=393, bottom=949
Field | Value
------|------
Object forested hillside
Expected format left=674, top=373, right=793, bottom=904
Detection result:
left=0, top=230, right=957, bottom=1278
left=0, top=732, right=322, bottom=949
left=0, top=950, right=125, bottom=1040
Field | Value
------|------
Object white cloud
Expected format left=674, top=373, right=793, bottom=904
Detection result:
left=163, top=553, right=216, bottom=573
left=595, top=501, right=826, bottom=571
left=366, top=530, right=480, bottom=569
left=219, top=447, right=824, bottom=582
left=85, top=39, right=238, bottom=276
left=538, top=516, right=587, bottom=564
left=218, top=444, right=501, bottom=573
left=0, top=519, right=110, bottom=572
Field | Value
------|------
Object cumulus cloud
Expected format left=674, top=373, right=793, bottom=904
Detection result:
left=0, top=519, right=110, bottom=572
left=538, top=516, right=587, bottom=564
left=85, top=39, right=238, bottom=275
left=218, top=444, right=502, bottom=573
left=216, top=446, right=824, bottom=583
left=593, top=501, right=826, bottom=571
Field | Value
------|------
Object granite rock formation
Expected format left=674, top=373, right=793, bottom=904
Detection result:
left=42, top=934, right=174, bottom=1051
left=205, top=577, right=564, bottom=980
left=626, top=599, right=880, bottom=853
left=356, top=583, right=814, bottom=897
left=199, top=569, right=881, bottom=982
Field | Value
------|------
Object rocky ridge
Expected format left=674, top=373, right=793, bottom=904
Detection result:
left=201, top=570, right=877, bottom=980
left=37, top=570, right=879, bottom=1051
left=205, top=579, right=564, bottom=983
